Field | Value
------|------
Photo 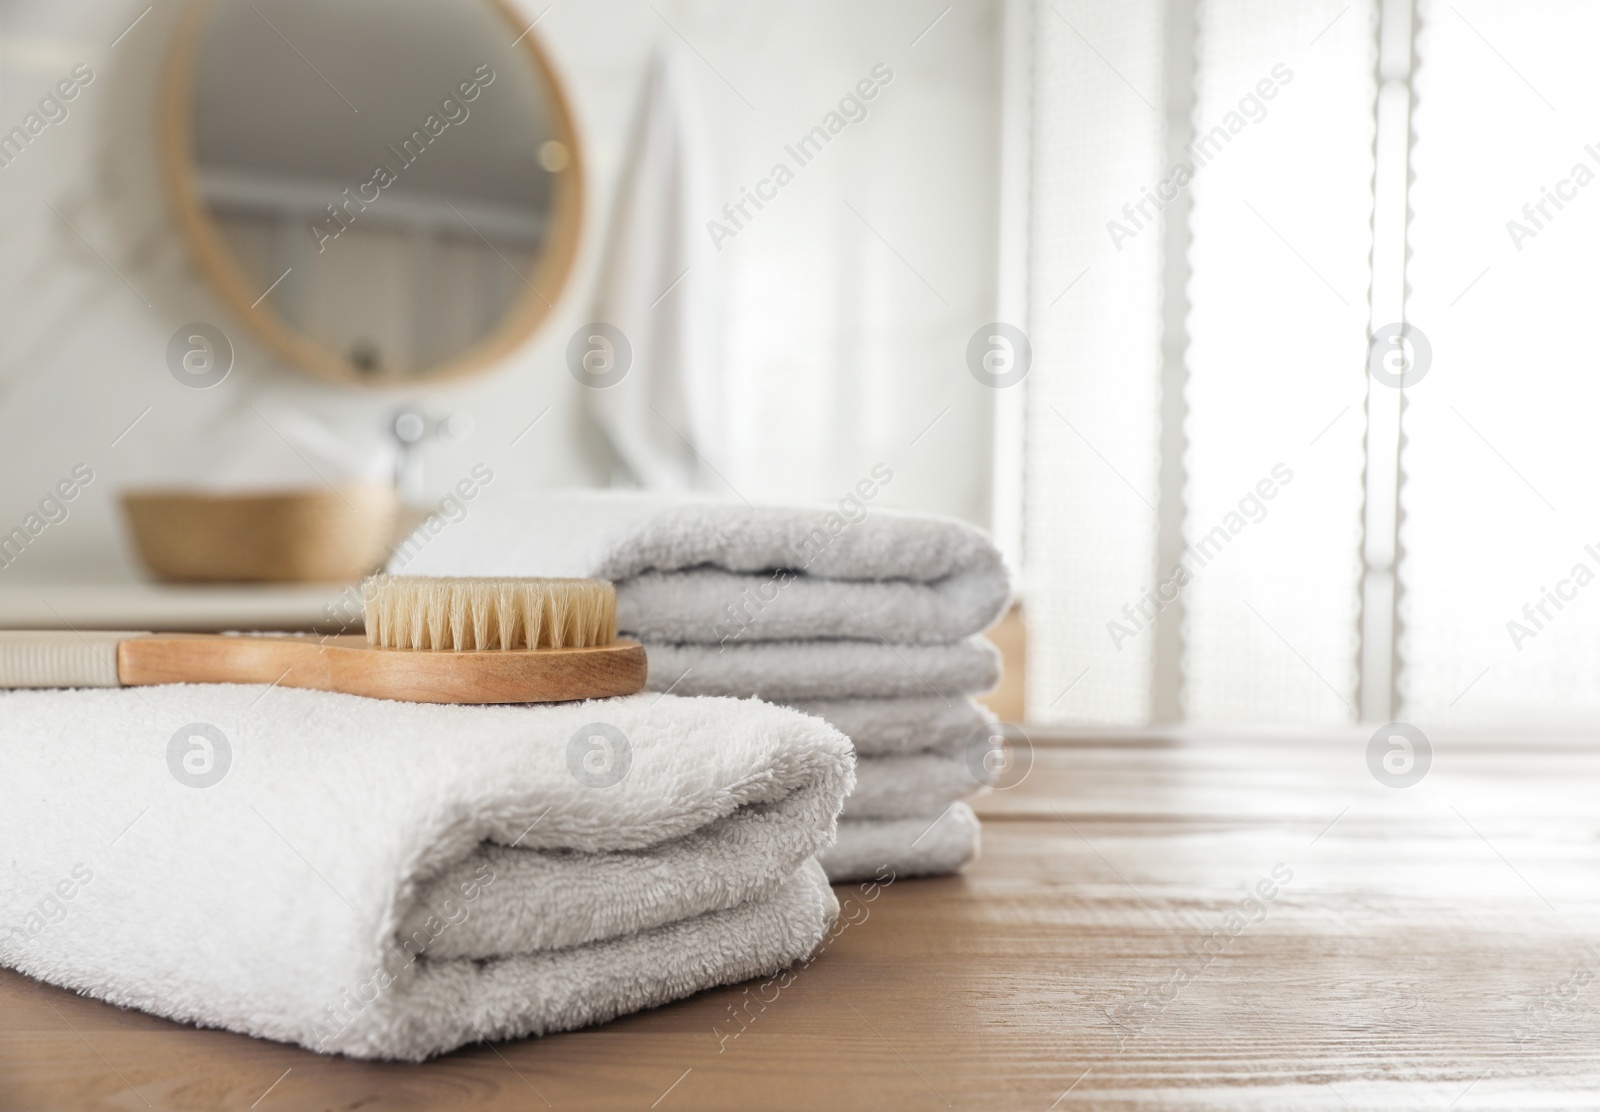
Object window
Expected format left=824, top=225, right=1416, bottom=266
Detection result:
left=1022, top=0, right=1588, bottom=728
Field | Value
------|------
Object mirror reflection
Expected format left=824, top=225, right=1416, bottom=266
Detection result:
left=176, top=0, right=580, bottom=382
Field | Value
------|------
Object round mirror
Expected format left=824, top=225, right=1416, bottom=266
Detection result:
left=162, top=0, right=583, bottom=384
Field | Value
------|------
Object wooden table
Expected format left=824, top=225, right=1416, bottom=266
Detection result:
left=6, top=731, right=1600, bottom=1110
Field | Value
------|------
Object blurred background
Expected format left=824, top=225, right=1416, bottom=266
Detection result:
left=0, top=0, right=1591, bottom=734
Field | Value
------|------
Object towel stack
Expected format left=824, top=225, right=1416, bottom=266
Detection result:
left=0, top=686, right=853, bottom=1059
left=403, top=490, right=1013, bottom=881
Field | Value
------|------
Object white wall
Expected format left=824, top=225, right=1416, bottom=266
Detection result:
left=0, top=0, right=1001, bottom=583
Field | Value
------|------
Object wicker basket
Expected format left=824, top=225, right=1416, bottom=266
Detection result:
left=121, top=485, right=399, bottom=583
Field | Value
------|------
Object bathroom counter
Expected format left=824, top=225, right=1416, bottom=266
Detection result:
left=5, top=730, right=1599, bottom=1109
left=0, top=582, right=358, bottom=632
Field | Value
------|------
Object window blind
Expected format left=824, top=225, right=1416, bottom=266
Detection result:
left=1023, top=0, right=1165, bottom=725
left=1400, top=0, right=1600, bottom=726
left=1181, top=0, right=1374, bottom=723
left=1024, top=0, right=1380, bottom=725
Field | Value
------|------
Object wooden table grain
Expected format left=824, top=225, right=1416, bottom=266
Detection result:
left=5, top=731, right=1600, bottom=1110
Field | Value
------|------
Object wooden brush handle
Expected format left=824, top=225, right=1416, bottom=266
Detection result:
left=116, top=634, right=648, bottom=704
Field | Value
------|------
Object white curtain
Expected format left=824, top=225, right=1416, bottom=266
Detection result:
left=1025, top=0, right=1374, bottom=725
left=1023, top=0, right=1599, bottom=728
left=1401, top=0, right=1600, bottom=727
left=1023, top=0, right=1166, bottom=725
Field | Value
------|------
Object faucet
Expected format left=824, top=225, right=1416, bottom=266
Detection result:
left=389, top=403, right=473, bottom=504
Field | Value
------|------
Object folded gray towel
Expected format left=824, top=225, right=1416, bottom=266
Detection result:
left=388, top=489, right=1010, bottom=889
left=845, top=753, right=988, bottom=819
left=786, top=696, right=994, bottom=758
left=643, top=638, right=1000, bottom=702
left=822, top=804, right=982, bottom=882
left=392, top=490, right=1011, bottom=644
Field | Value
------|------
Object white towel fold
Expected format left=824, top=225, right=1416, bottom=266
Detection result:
left=786, top=696, right=994, bottom=758
left=644, top=638, right=1000, bottom=702
left=0, top=686, right=853, bottom=1060
left=822, top=804, right=982, bottom=882
left=618, top=566, right=1006, bottom=645
left=402, top=859, right=836, bottom=1055
left=844, top=753, right=988, bottom=820
left=393, top=490, right=1011, bottom=644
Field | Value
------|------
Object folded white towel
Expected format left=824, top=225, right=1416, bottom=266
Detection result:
left=845, top=753, right=988, bottom=820
left=0, top=686, right=853, bottom=1060
left=822, top=804, right=981, bottom=883
left=393, top=490, right=1011, bottom=644
left=787, top=696, right=994, bottom=758
left=644, top=638, right=1000, bottom=702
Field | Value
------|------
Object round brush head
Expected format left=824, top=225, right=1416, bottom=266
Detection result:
left=362, top=575, right=618, bottom=651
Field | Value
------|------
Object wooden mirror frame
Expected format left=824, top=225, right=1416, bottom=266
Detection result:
left=159, top=0, right=585, bottom=387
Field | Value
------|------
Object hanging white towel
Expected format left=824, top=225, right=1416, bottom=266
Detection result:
left=584, top=49, right=725, bottom=490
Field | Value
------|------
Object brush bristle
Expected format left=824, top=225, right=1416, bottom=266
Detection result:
left=363, top=575, right=617, bottom=651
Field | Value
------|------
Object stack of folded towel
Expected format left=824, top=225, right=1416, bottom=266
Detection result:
left=403, top=489, right=1013, bottom=881
left=0, top=685, right=852, bottom=1059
